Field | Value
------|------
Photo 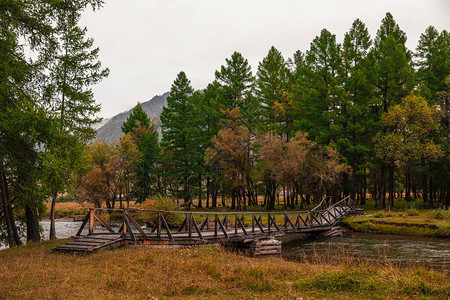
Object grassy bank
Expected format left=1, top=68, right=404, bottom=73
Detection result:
left=0, top=240, right=448, bottom=299
left=342, top=199, right=450, bottom=237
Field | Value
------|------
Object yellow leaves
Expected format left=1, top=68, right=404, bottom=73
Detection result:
left=376, top=93, right=443, bottom=164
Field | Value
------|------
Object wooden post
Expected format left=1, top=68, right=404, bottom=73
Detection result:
left=206, top=214, right=210, bottom=230
left=214, top=214, right=218, bottom=237
left=252, top=214, right=255, bottom=233
left=235, top=214, right=238, bottom=234
left=157, top=211, right=162, bottom=238
left=122, top=211, right=127, bottom=235
left=89, top=209, right=94, bottom=234
left=188, top=213, right=192, bottom=238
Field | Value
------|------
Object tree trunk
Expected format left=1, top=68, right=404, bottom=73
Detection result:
left=423, top=173, right=429, bottom=205
left=405, top=171, right=410, bottom=201
left=378, top=166, right=386, bottom=210
left=206, top=176, right=210, bottom=208
left=388, top=164, right=394, bottom=208
left=26, top=204, right=40, bottom=242
left=0, top=172, right=22, bottom=247
left=49, top=194, right=57, bottom=240
left=197, top=173, right=202, bottom=208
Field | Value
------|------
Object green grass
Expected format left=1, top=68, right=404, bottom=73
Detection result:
left=342, top=199, right=450, bottom=237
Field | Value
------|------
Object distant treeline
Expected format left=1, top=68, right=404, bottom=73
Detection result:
left=78, top=13, right=449, bottom=211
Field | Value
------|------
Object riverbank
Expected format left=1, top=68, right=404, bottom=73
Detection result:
left=0, top=239, right=448, bottom=299
left=341, top=208, right=450, bottom=238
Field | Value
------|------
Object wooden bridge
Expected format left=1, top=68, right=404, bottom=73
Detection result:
left=53, top=196, right=357, bottom=254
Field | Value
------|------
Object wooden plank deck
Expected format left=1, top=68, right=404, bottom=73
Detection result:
left=53, top=234, right=125, bottom=253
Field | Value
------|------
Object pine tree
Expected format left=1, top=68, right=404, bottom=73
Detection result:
left=415, top=26, right=450, bottom=101
left=293, top=29, right=344, bottom=146
left=44, top=5, right=109, bottom=239
left=341, top=19, right=375, bottom=204
left=215, top=51, right=256, bottom=129
left=129, top=121, right=160, bottom=203
left=0, top=1, right=107, bottom=245
left=160, top=72, right=196, bottom=203
left=121, top=103, right=151, bottom=134
left=256, top=46, right=290, bottom=136
left=373, top=13, right=414, bottom=209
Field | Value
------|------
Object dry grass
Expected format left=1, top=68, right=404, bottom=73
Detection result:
left=0, top=240, right=448, bottom=299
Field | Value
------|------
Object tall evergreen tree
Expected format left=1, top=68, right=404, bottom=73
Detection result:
left=215, top=51, right=256, bottom=128
left=44, top=4, right=108, bottom=239
left=121, top=103, right=151, bottom=134
left=0, top=0, right=106, bottom=245
left=160, top=72, right=196, bottom=203
left=415, top=26, right=450, bottom=101
left=256, top=46, right=290, bottom=137
left=121, top=103, right=160, bottom=202
left=341, top=19, right=375, bottom=204
left=293, top=29, right=344, bottom=146
left=373, top=13, right=414, bottom=209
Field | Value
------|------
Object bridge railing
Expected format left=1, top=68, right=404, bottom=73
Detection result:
left=76, top=195, right=354, bottom=242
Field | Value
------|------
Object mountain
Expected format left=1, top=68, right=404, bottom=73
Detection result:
left=95, top=92, right=169, bottom=144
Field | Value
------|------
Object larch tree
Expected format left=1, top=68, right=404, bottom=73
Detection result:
left=0, top=0, right=107, bottom=245
left=373, top=13, right=415, bottom=209
left=160, top=72, right=196, bottom=203
left=256, top=46, right=290, bottom=137
left=121, top=103, right=151, bottom=134
left=122, top=104, right=160, bottom=203
left=293, top=28, right=344, bottom=146
left=44, top=3, right=109, bottom=239
left=341, top=18, right=375, bottom=205
left=415, top=27, right=450, bottom=102
left=215, top=51, right=256, bottom=129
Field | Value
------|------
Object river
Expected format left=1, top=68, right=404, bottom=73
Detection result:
left=1, top=221, right=449, bottom=272
left=279, top=231, right=450, bottom=271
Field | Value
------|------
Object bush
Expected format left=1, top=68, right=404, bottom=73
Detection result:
left=426, top=209, right=450, bottom=220
left=57, top=194, right=78, bottom=202
left=373, top=212, right=385, bottom=218
left=405, top=207, right=419, bottom=216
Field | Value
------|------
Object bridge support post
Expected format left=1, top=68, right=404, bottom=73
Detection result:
left=214, top=214, right=218, bottom=237
left=157, top=211, right=162, bottom=238
left=188, top=213, right=192, bottom=238
left=89, top=209, right=94, bottom=234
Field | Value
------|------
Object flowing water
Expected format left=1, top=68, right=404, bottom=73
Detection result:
left=279, top=231, right=450, bottom=271
left=2, top=221, right=449, bottom=272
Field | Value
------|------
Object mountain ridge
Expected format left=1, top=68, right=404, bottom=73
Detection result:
left=95, top=92, right=169, bottom=144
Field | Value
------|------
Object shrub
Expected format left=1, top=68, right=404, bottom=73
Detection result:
left=405, top=207, right=419, bottom=216
left=427, top=209, right=450, bottom=220
left=57, top=194, right=78, bottom=202
left=373, top=212, right=385, bottom=218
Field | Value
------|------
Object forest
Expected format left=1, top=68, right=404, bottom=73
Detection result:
left=77, top=14, right=449, bottom=212
left=1, top=1, right=449, bottom=248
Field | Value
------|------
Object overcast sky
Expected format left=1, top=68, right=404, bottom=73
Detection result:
left=80, top=0, right=450, bottom=119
